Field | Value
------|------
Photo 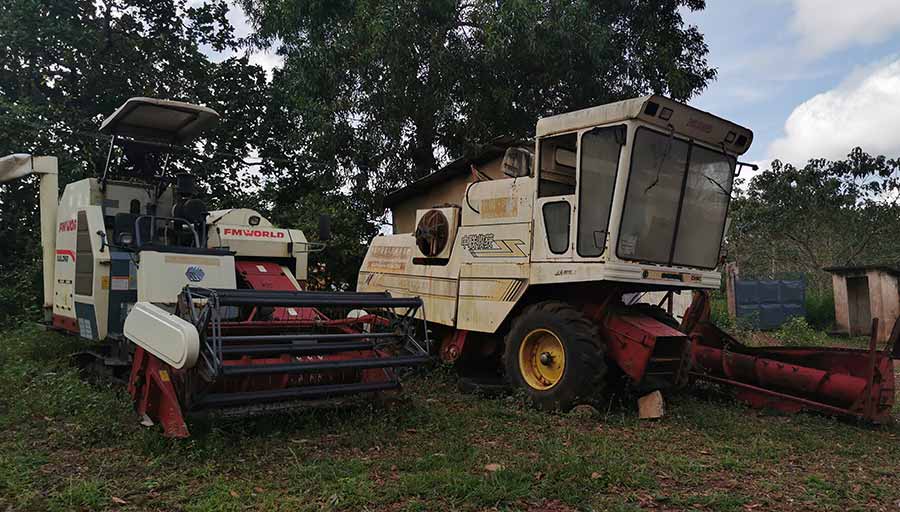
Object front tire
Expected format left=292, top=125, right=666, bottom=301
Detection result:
left=503, top=301, right=607, bottom=411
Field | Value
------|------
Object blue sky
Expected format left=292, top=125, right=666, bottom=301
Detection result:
left=686, top=0, right=900, bottom=168
left=219, top=0, right=900, bottom=170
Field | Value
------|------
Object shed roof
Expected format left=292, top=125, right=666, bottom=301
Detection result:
left=383, top=136, right=527, bottom=208
left=823, top=265, right=900, bottom=277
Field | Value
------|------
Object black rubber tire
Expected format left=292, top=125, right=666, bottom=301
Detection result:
left=503, top=301, right=607, bottom=412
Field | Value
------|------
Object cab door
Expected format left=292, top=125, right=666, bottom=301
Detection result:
left=532, top=132, right=578, bottom=261
left=573, top=125, right=625, bottom=260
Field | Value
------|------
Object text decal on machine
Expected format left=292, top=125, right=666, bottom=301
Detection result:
left=222, top=228, right=285, bottom=239
left=58, top=219, right=77, bottom=232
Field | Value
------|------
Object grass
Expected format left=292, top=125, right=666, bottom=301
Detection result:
left=1, top=324, right=899, bottom=511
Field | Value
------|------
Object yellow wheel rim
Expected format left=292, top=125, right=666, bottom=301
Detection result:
left=518, top=328, right=566, bottom=390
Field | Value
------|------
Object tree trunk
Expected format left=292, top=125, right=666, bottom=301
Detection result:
left=411, top=118, right=437, bottom=180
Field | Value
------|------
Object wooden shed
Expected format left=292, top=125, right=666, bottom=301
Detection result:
left=383, top=137, right=528, bottom=234
left=824, top=265, right=900, bottom=342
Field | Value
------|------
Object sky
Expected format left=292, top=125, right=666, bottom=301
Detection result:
left=213, top=0, right=900, bottom=171
left=685, top=0, right=900, bottom=170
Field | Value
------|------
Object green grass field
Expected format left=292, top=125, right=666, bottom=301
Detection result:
left=1, top=324, right=898, bottom=511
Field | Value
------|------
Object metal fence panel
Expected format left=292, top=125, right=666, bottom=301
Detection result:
left=734, top=279, right=806, bottom=330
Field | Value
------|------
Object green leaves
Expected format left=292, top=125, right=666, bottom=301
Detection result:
left=0, top=0, right=271, bottom=319
left=2, top=0, right=719, bottom=301
left=728, top=148, right=900, bottom=291
left=236, top=0, right=717, bottom=287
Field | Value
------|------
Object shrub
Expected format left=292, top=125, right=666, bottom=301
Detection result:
left=0, top=260, right=41, bottom=324
left=772, top=316, right=831, bottom=346
left=805, top=292, right=835, bottom=330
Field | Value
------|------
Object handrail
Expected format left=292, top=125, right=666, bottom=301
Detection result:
left=133, top=214, right=200, bottom=248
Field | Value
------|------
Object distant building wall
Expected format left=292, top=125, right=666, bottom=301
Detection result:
left=826, top=266, right=900, bottom=342
left=391, top=157, right=505, bottom=234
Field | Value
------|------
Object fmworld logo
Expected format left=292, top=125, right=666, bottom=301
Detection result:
left=185, top=266, right=205, bottom=282
left=222, top=228, right=285, bottom=239
left=58, top=219, right=77, bottom=232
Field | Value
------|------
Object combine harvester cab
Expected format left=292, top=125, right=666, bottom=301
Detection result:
left=0, top=97, right=429, bottom=437
left=359, top=94, right=898, bottom=423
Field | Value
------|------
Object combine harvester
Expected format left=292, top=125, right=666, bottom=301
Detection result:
left=0, top=98, right=429, bottom=437
left=359, top=95, right=898, bottom=422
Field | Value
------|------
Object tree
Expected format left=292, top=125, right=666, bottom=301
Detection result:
left=727, top=148, right=900, bottom=292
left=238, top=0, right=716, bottom=288
left=243, top=0, right=714, bottom=189
left=0, top=0, right=271, bottom=320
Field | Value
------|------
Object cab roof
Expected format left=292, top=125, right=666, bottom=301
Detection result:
left=99, top=97, right=219, bottom=144
left=535, top=95, right=753, bottom=155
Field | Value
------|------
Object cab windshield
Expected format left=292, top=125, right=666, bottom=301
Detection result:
left=617, top=127, right=735, bottom=269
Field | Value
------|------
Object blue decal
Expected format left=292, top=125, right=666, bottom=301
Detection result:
left=185, top=266, right=205, bottom=282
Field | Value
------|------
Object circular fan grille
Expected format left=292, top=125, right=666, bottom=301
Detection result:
left=415, top=210, right=450, bottom=257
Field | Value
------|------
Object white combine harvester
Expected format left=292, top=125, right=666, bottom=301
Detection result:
left=360, top=95, right=898, bottom=422
left=1, top=98, right=429, bottom=437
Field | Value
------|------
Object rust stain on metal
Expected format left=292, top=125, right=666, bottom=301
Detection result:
left=479, top=197, right=517, bottom=219
left=365, top=246, right=411, bottom=272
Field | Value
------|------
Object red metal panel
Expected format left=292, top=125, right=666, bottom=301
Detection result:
left=440, top=330, right=468, bottom=363
left=686, top=295, right=897, bottom=423
left=234, top=260, right=322, bottom=321
left=585, top=305, right=689, bottom=383
left=235, top=261, right=298, bottom=291
left=52, top=314, right=79, bottom=334
left=127, top=347, right=190, bottom=438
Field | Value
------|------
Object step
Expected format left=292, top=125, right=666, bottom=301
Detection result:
left=193, top=380, right=401, bottom=409
left=219, top=354, right=431, bottom=377
left=220, top=341, right=375, bottom=356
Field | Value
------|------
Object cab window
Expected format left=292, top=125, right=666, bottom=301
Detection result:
left=537, top=133, right=577, bottom=198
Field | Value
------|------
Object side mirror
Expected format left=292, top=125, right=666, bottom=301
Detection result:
left=501, top=147, right=533, bottom=178
left=318, top=214, right=332, bottom=241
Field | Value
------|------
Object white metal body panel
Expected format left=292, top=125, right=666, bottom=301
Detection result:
left=54, top=182, right=101, bottom=323
left=360, top=112, right=734, bottom=333
left=136, top=250, right=236, bottom=303
left=75, top=206, right=111, bottom=339
left=207, top=209, right=310, bottom=282
left=124, top=302, right=199, bottom=369
left=358, top=234, right=460, bottom=326
left=535, top=95, right=753, bottom=155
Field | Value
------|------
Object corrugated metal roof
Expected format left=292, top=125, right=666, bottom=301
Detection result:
left=383, top=136, right=528, bottom=208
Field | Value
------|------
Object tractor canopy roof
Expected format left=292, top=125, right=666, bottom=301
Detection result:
left=536, top=95, right=753, bottom=156
left=100, top=97, right=219, bottom=145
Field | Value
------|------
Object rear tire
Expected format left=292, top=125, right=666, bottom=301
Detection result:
left=503, top=301, right=607, bottom=411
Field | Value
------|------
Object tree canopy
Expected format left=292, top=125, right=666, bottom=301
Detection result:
left=242, top=0, right=715, bottom=188
left=4, top=0, right=900, bottom=333
left=240, top=0, right=718, bottom=287
left=727, top=149, right=900, bottom=291
left=0, top=0, right=269, bottom=318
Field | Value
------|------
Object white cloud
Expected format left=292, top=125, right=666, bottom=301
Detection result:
left=192, top=1, right=284, bottom=79
left=247, top=50, right=284, bottom=77
left=767, top=58, right=900, bottom=163
left=791, top=0, right=900, bottom=58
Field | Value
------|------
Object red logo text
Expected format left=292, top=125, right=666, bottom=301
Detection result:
left=223, top=228, right=285, bottom=239
left=58, top=219, right=77, bottom=232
